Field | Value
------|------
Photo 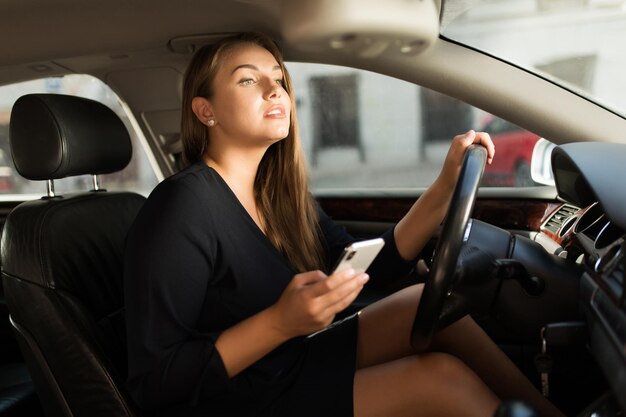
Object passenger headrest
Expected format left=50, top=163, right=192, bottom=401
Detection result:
left=9, top=94, right=132, bottom=180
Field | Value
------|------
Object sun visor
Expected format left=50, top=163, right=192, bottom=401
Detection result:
left=281, top=0, right=440, bottom=58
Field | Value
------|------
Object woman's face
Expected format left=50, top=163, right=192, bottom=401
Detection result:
left=207, top=43, right=291, bottom=148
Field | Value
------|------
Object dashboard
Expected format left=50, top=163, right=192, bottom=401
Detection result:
left=534, top=143, right=626, bottom=411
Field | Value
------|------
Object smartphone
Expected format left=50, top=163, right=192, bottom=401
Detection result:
left=331, top=238, right=385, bottom=275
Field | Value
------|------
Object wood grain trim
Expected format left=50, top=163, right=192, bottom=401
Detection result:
left=318, top=197, right=560, bottom=232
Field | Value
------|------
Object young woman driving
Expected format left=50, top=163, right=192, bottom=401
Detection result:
left=124, top=32, right=564, bottom=417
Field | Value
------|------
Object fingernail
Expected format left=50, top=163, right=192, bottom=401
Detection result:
left=360, top=274, right=370, bottom=283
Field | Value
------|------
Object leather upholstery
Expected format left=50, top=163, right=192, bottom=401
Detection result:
left=2, top=94, right=145, bottom=417
left=9, top=94, right=132, bottom=180
left=0, top=296, right=41, bottom=416
left=0, top=362, right=39, bottom=415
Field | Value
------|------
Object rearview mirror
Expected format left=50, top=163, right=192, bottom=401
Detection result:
left=530, top=138, right=556, bottom=186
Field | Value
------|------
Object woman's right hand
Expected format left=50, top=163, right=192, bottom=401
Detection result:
left=269, top=269, right=369, bottom=339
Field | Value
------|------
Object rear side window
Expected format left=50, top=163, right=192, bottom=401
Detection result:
left=0, top=75, right=160, bottom=198
left=287, top=62, right=544, bottom=190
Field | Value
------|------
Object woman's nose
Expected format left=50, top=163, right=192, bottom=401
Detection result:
left=265, top=80, right=282, bottom=99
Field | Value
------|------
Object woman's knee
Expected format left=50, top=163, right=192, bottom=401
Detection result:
left=354, top=354, right=500, bottom=417
left=415, top=353, right=500, bottom=411
left=416, top=352, right=485, bottom=388
left=417, top=352, right=459, bottom=373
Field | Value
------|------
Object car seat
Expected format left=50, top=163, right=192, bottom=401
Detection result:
left=1, top=94, right=145, bottom=417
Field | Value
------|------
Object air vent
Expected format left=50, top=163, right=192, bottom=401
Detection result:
left=543, top=204, right=580, bottom=234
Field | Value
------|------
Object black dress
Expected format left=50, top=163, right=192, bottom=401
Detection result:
left=124, top=162, right=415, bottom=416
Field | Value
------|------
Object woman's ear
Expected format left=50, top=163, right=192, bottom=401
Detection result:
left=191, top=97, right=215, bottom=126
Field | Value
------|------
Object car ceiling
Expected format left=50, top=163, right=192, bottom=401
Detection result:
left=1, top=0, right=626, bottom=177
left=0, top=1, right=277, bottom=67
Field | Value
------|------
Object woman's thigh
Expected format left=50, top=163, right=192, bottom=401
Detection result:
left=353, top=353, right=500, bottom=417
left=356, top=284, right=423, bottom=369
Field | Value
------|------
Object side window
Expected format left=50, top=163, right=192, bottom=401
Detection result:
left=308, top=74, right=363, bottom=167
left=288, top=62, right=543, bottom=190
left=0, top=75, right=160, bottom=197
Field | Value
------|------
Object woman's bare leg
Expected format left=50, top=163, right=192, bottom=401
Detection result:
left=354, top=353, right=499, bottom=417
left=356, top=284, right=564, bottom=417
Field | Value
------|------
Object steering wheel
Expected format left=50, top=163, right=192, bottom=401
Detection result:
left=411, top=145, right=488, bottom=351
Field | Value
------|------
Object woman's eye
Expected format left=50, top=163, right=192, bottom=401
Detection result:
left=239, top=78, right=255, bottom=86
left=275, top=79, right=284, bottom=86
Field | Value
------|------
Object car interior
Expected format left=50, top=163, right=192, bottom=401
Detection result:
left=0, top=0, right=624, bottom=416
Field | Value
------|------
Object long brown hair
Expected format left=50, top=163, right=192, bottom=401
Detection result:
left=180, top=32, right=325, bottom=273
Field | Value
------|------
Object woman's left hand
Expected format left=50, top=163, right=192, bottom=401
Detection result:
left=393, top=130, right=495, bottom=260
left=437, top=130, right=495, bottom=190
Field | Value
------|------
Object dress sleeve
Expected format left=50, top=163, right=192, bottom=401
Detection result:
left=366, top=226, right=417, bottom=285
left=317, top=205, right=416, bottom=283
left=124, top=179, right=230, bottom=411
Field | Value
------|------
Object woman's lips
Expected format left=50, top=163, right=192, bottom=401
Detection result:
left=265, top=105, right=286, bottom=118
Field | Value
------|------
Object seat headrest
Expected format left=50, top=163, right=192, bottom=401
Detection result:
left=9, top=94, right=132, bottom=180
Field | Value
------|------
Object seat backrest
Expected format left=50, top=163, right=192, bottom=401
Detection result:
left=1, top=94, right=146, bottom=417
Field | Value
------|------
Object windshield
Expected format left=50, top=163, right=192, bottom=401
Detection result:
left=441, top=0, right=626, bottom=117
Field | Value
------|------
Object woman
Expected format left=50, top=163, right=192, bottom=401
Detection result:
left=124, top=32, right=563, bottom=417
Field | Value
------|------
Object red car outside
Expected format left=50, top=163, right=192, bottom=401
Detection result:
left=481, top=116, right=541, bottom=187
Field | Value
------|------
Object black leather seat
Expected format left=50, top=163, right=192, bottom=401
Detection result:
left=0, top=359, right=40, bottom=416
left=1, top=94, right=146, bottom=417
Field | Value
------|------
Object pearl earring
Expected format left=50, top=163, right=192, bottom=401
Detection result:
left=207, top=119, right=215, bottom=127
